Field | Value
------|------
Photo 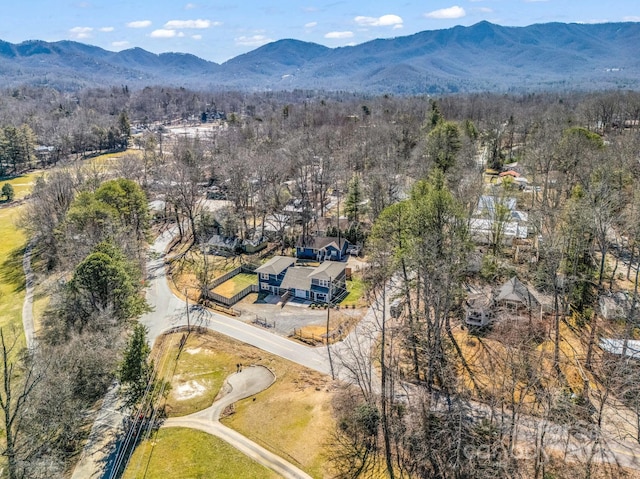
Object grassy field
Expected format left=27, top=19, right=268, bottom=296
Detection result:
left=0, top=206, right=27, bottom=343
left=85, top=150, right=143, bottom=169
left=221, top=349, right=335, bottom=479
left=212, top=272, right=256, bottom=297
left=0, top=171, right=42, bottom=201
left=122, top=427, right=280, bottom=479
left=132, top=331, right=336, bottom=479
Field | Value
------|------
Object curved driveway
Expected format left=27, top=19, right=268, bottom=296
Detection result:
left=164, top=365, right=313, bottom=479
left=138, top=229, right=333, bottom=376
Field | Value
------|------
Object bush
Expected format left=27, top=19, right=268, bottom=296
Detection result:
left=1, top=183, right=14, bottom=201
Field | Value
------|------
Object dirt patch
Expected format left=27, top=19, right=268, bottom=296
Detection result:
left=174, top=380, right=208, bottom=401
left=154, top=330, right=336, bottom=478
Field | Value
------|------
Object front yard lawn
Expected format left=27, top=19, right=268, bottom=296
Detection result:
left=341, top=277, right=366, bottom=307
left=212, top=273, right=256, bottom=297
left=122, top=428, right=280, bottom=479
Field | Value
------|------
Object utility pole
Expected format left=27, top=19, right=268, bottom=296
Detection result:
left=185, top=288, right=191, bottom=333
left=327, top=277, right=335, bottom=380
left=336, top=185, right=341, bottom=256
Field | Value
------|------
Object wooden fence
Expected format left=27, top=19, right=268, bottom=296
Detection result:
left=252, top=316, right=275, bottom=329
left=292, top=328, right=342, bottom=345
left=207, top=284, right=259, bottom=307
left=209, top=263, right=259, bottom=289
left=210, top=266, right=243, bottom=289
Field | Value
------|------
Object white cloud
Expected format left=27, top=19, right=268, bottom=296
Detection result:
left=235, top=34, right=273, bottom=46
left=127, top=20, right=152, bottom=28
left=111, top=41, right=130, bottom=48
left=164, top=19, right=216, bottom=29
left=192, top=34, right=202, bottom=40
left=305, top=21, right=318, bottom=28
left=99, top=26, right=114, bottom=32
left=476, top=7, right=493, bottom=13
left=354, top=14, right=403, bottom=27
left=425, top=6, right=466, bottom=19
left=324, top=31, right=354, bottom=39
left=150, top=29, right=177, bottom=38
left=185, top=2, right=197, bottom=9
left=69, top=26, right=93, bottom=39
left=623, top=16, right=640, bottom=21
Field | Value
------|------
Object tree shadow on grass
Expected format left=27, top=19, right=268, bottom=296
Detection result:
left=0, top=246, right=26, bottom=293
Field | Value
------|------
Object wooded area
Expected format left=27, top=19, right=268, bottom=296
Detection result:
left=2, top=85, right=640, bottom=478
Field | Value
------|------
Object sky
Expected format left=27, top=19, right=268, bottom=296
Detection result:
left=1, top=1, right=639, bottom=64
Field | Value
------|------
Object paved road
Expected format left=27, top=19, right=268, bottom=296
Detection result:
left=164, top=365, right=313, bottom=479
left=21, top=242, right=36, bottom=350
left=70, top=383, right=128, bottom=479
left=72, top=229, right=334, bottom=479
left=70, top=227, right=640, bottom=477
left=138, top=228, right=332, bottom=376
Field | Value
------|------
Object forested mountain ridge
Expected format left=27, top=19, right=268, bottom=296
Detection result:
left=1, top=21, right=639, bottom=93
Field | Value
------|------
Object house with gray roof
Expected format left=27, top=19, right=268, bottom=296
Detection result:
left=495, top=276, right=540, bottom=312
left=296, top=236, right=351, bottom=261
left=255, top=256, right=296, bottom=295
left=255, top=255, right=347, bottom=303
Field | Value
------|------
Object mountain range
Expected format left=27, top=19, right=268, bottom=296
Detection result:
left=1, top=21, right=639, bottom=93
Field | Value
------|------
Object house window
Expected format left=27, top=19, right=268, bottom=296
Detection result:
left=260, top=282, right=269, bottom=291
left=260, top=273, right=269, bottom=280
left=318, top=279, right=329, bottom=287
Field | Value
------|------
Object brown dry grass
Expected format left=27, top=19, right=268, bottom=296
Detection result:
left=296, top=311, right=360, bottom=345
left=454, top=317, right=599, bottom=408
left=152, top=330, right=336, bottom=478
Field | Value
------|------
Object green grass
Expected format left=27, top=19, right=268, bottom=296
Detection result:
left=143, top=332, right=335, bottom=478
left=85, top=150, right=142, bottom=169
left=0, top=206, right=27, bottom=343
left=341, top=277, right=366, bottom=307
left=212, top=273, right=256, bottom=297
left=0, top=171, right=42, bottom=201
left=122, top=428, right=280, bottom=479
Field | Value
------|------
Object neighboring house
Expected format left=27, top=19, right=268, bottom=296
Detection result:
left=599, top=338, right=640, bottom=360
left=469, top=218, right=528, bottom=245
left=495, top=276, right=540, bottom=312
left=470, top=195, right=529, bottom=245
left=242, top=237, right=268, bottom=254
left=475, top=195, right=517, bottom=219
left=255, top=256, right=347, bottom=303
left=296, top=236, right=351, bottom=261
left=207, top=235, right=239, bottom=255
left=255, top=256, right=296, bottom=295
left=465, top=293, right=495, bottom=327
left=599, top=292, right=639, bottom=320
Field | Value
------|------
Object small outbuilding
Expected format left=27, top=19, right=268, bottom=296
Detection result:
left=495, top=276, right=540, bottom=312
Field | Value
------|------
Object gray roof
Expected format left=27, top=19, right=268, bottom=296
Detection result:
left=309, top=261, right=346, bottom=280
left=280, top=267, right=314, bottom=291
left=600, top=339, right=640, bottom=359
left=297, top=236, right=349, bottom=250
left=477, top=195, right=517, bottom=217
left=255, top=256, right=295, bottom=275
left=496, top=276, right=540, bottom=309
